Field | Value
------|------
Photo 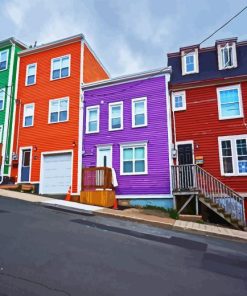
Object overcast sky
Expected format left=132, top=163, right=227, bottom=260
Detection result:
left=1, top=0, right=247, bottom=76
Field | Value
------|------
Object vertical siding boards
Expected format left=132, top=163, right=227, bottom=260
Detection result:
left=83, top=76, right=171, bottom=197
left=173, top=81, right=247, bottom=192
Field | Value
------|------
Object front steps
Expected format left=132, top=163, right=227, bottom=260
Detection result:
left=199, top=196, right=245, bottom=230
left=0, top=183, right=35, bottom=193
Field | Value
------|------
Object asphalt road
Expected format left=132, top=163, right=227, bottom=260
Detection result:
left=0, top=196, right=247, bottom=296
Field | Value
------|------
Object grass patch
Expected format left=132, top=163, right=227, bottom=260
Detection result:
left=143, top=205, right=179, bottom=220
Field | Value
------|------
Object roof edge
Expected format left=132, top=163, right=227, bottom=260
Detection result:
left=19, top=34, right=84, bottom=56
left=81, top=67, right=171, bottom=91
left=0, top=37, right=27, bottom=49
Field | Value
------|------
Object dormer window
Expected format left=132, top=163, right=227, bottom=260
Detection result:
left=217, top=42, right=237, bottom=70
left=181, top=48, right=199, bottom=75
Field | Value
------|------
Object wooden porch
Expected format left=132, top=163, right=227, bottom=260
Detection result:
left=80, top=167, right=116, bottom=207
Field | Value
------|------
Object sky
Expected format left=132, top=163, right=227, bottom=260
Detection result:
left=0, top=0, right=247, bottom=77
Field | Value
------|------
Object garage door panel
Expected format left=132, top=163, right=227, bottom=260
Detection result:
left=42, top=153, right=72, bottom=194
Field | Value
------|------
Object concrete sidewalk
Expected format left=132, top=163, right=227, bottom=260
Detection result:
left=1, top=189, right=247, bottom=242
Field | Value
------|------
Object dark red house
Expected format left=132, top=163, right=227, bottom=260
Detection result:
left=168, top=38, right=247, bottom=228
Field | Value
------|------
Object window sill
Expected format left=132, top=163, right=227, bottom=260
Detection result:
left=23, top=125, right=34, bottom=128
left=120, top=172, right=148, bottom=176
left=25, top=83, right=36, bottom=87
left=0, top=68, right=8, bottom=72
left=109, top=128, right=124, bottom=132
left=132, top=124, right=148, bottom=129
left=48, top=120, right=69, bottom=125
left=219, top=115, right=243, bottom=120
left=50, top=75, right=70, bottom=82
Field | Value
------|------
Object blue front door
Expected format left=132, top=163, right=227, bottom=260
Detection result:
left=21, top=149, right=31, bottom=182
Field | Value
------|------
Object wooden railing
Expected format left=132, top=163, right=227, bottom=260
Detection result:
left=172, top=164, right=246, bottom=226
left=82, top=167, right=113, bottom=191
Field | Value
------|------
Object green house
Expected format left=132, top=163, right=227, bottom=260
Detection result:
left=0, top=37, right=26, bottom=183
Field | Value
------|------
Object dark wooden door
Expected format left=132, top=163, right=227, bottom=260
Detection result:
left=178, top=144, right=193, bottom=165
left=177, top=144, right=193, bottom=189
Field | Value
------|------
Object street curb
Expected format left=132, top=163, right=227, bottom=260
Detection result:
left=94, top=210, right=247, bottom=243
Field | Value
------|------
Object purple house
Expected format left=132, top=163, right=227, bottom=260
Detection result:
left=81, top=68, right=173, bottom=208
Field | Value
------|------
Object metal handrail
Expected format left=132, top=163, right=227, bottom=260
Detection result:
left=171, top=164, right=246, bottom=226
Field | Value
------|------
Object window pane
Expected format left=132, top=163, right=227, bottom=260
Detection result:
left=52, top=69, right=60, bottom=79
left=89, top=121, right=97, bottom=132
left=112, top=117, right=121, bottom=129
left=186, top=55, right=194, bottom=72
left=221, top=141, right=232, bottom=156
left=123, top=148, right=133, bottom=160
left=238, top=158, right=247, bottom=173
left=135, top=147, right=144, bottom=159
left=0, top=90, right=4, bottom=100
left=50, top=112, right=58, bottom=123
left=51, top=101, right=59, bottom=113
left=135, top=114, right=145, bottom=126
left=53, top=59, right=60, bottom=70
left=223, top=157, right=233, bottom=174
left=0, top=101, right=3, bottom=110
left=25, top=116, right=33, bottom=126
left=123, top=161, right=133, bottom=173
left=59, top=110, right=67, bottom=121
left=135, top=160, right=145, bottom=172
left=175, top=96, right=183, bottom=108
left=0, top=61, right=6, bottom=70
left=23, top=151, right=30, bottom=166
left=27, top=75, right=35, bottom=85
left=236, top=139, right=247, bottom=156
left=25, top=105, right=33, bottom=116
left=1, top=51, right=7, bottom=61
left=61, top=67, right=69, bottom=77
left=221, top=102, right=240, bottom=117
left=220, top=89, right=239, bottom=104
left=60, top=99, right=68, bottom=111
left=28, top=65, right=36, bottom=76
left=135, top=101, right=144, bottom=114
left=61, top=57, right=69, bottom=68
left=112, top=105, right=120, bottom=117
left=89, top=109, right=98, bottom=121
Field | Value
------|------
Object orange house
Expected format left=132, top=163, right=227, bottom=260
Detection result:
left=11, top=34, right=109, bottom=195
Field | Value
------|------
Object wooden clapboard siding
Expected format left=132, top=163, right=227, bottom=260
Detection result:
left=11, top=36, right=109, bottom=193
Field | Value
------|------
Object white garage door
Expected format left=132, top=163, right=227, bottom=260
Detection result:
left=41, top=153, right=72, bottom=194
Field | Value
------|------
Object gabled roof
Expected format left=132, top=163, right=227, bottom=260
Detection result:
left=0, top=37, right=27, bottom=50
left=18, top=34, right=84, bottom=57
left=81, top=67, right=171, bottom=91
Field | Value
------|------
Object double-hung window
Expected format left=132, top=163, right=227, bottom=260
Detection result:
left=218, top=43, right=237, bottom=70
left=172, top=91, right=186, bottom=111
left=23, top=104, right=34, bottom=127
left=132, top=97, right=147, bottom=128
left=26, top=63, right=37, bottom=86
left=86, top=106, right=100, bottom=133
left=51, top=55, right=70, bottom=80
left=182, top=49, right=199, bottom=75
left=109, top=102, right=123, bottom=131
left=0, top=50, right=8, bottom=71
left=121, top=143, right=147, bottom=175
left=0, top=88, right=5, bottom=110
left=49, top=98, right=69, bottom=123
left=217, top=85, right=243, bottom=120
left=219, top=136, right=247, bottom=176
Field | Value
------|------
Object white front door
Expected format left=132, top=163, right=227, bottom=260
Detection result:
left=97, top=146, right=112, bottom=167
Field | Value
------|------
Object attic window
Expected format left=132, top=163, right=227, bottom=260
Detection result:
left=181, top=48, right=199, bottom=75
left=218, top=43, right=237, bottom=70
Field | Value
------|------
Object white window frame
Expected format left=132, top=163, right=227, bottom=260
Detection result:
left=181, top=49, right=199, bottom=75
left=50, top=54, right=71, bottom=81
left=23, top=103, right=35, bottom=127
left=0, top=125, right=3, bottom=143
left=108, top=101, right=123, bottom=131
left=217, top=43, right=237, bottom=70
left=219, top=135, right=247, bottom=176
left=48, top=97, right=69, bottom=124
left=132, top=97, right=147, bottom=128
left=86, top=105, right=100, bottom=134
left=25, top=63, right=37, bottom=86
left=172, top=91, right=186, bottom=111
left=0, top=50, right=9, bottom=71
left=217, top=84, right=243, bottom=120
left=120, top=142, right=148, bottom=175
left=0, top=88, right=5, bottom=111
